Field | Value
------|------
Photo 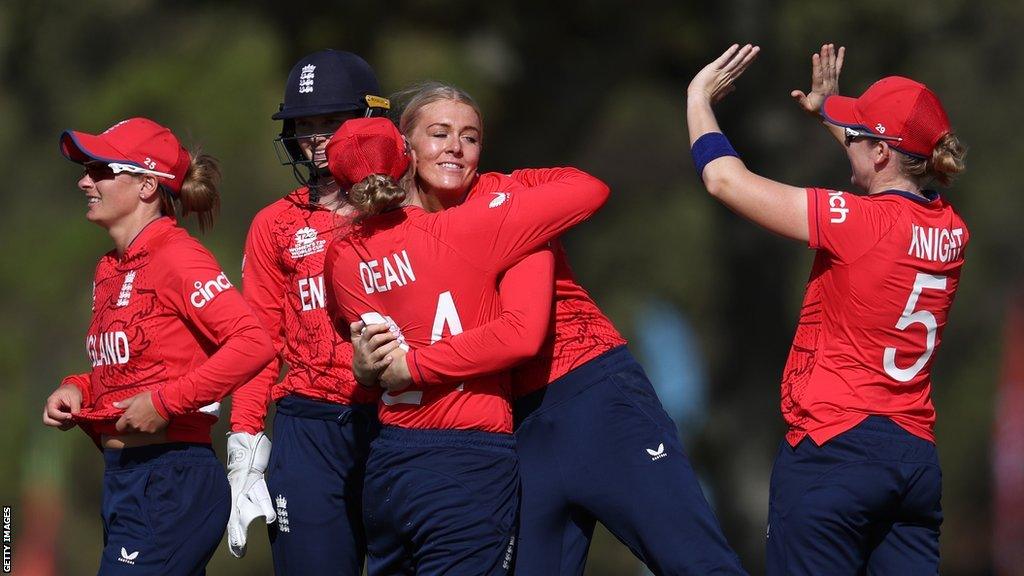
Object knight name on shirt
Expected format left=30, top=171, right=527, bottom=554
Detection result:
left=360, top=250, right=417, bottom=294
left=908, top=224, right=965, bottom=263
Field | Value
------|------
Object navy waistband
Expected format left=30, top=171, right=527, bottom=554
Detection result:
left=851, top=415, right=926, bottom=439
left=515, top=345, right=634, bottom=418
left=103, top=442, right=215, bottom=471
left=277, top=394, right=377, bottom=423
left=377, top=426, right=515, bottom=451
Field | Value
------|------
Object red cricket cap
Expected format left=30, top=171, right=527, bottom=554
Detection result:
left=822, top=76, right=951, bottom=158
left=60, top=117, right=191, bottom=195
left=326, top=117, right=409, bottom=190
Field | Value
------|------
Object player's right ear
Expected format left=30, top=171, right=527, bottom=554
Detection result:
left=138, top=174, right=161, bottom=201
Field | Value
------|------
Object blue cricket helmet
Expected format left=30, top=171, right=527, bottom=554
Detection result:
left=273, top=49, right=388, bottom=120
left=273, top=50, right=390, bottom=192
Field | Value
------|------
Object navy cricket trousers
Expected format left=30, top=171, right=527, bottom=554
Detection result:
left=363, top=426, right=519, bottom=576
left=513, top=345, right=746, bottom=575
left=99, top=443, right=229, bottom=575
left=767, top=415, right=942, bottom=576
left=267, top=395, right=379, bottom=576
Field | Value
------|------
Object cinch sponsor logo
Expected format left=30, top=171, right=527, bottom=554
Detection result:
left=189, top=272, right=233, bottom=308
left=118, top=547, right=139, bottom=565
left=359, top=250, right=416, bottom=294
left=298, top=275, right=325, bottom=311
left=828, top=190, right=849, bottom=224
left=908, top=224, right=965, bottom=263
left=289, top=227, right=326, bottom=259
left=87, top=331, right=130, bottom=367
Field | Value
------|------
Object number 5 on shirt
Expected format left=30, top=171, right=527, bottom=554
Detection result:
left=883, top=273, right=948, bottom=382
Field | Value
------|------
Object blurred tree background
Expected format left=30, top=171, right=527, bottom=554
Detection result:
left=2, top=0, right=1021, bottom=574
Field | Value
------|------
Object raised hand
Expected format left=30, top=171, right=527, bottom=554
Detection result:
left=688, top=44, right=760, bottom=105
left=791, top=43, right=845, bottom=116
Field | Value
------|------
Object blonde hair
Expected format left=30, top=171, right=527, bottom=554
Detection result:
left=158, top=150, right=221, bottom=232
left=348, top=174, right=408, bottom=219
left=899, top=133, right=967, bottom=187
left=392, top=81, right=483, bottom=139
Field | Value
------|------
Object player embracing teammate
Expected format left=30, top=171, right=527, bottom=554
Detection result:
left=44, top=42, right=968, bottom=576
left=353, top=82, right=747, bottom=575
left=324, top=116, right=611, bottom=574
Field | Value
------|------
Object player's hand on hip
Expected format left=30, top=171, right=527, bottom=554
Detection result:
left=43, top=384, right=83, bottom=430
left=113, top=391, right=168, bottom=434
left=791, top=43, right=845, bottom=116
left=226, top=431, right=276, bottom=558
left=688, top=43, right=760, bottom=104
left=351, top=320, right=399, bottom=387
left=379, top=348, right=412, bottom=393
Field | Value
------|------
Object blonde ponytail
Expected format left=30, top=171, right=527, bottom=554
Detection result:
left=900, top=133, right=967, bottom=187
left=158, top=149, right=221, bottom=232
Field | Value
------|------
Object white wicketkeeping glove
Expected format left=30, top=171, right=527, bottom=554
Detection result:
left=226, top=431, right=276, bottom=558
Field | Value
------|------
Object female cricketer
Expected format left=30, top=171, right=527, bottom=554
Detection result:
left=687, top=44, right=968, bottom=575
left=225, top=49, right=390, bottom=575
left=43, top=116, right=275, bottom=575
left=324, top=116, right=610, bottom=575
left=354, top=82, right=747, bottom=575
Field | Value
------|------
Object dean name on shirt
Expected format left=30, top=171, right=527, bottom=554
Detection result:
left=359, top=250, right=417, bottom=294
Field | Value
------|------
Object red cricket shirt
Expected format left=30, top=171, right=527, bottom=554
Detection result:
left=62, top=217, right=275, bottom=444
left=783, top=188, right=969, bottom=446
left=230, top=188, right=380, bottom=434
left=324, top=167, right=609, bottom=433
left=405, top=168, right=626, bottom=398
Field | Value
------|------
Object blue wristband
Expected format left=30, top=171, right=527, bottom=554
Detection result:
left=691, top=132, right=739, bottom=181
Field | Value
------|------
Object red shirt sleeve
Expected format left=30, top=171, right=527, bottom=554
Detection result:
left=807, top=187, right=900, bottom=263
left=60, top=372, right=92, bottom=407
left=435, top=167, right=609, bottom=273
left=407, top=248, right=555, bottom=385
left=153, top=241, right=276, bottom=418
left=229, top=212, right=286, bottom=433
